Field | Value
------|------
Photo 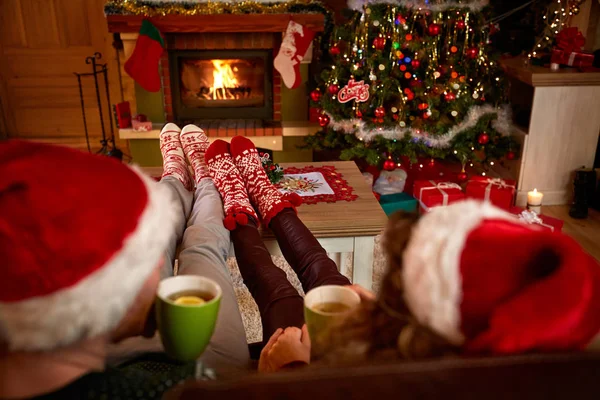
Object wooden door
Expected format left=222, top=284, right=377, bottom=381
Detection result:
left=0, top=0, right=125, bottom=151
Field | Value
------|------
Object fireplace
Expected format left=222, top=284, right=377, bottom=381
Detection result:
left=169, top=50, right=273, bottom=121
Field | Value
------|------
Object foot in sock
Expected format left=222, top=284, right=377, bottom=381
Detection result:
left=181, top=124, right=210, bottom=184
left=206, top=139, right=258, bottom=231
left=160, top=123, right=193, bottom=191
left=230, top=136, right=301, bottom=226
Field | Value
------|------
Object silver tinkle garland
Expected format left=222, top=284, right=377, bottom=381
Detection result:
left=325, top=104, right=512, bottom=148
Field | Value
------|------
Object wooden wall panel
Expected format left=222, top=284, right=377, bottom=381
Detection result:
left=0, top=0, right=128, bottom=152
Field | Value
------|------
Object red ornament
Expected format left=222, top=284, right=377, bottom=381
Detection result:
left=328, top=84, right=339, bottom=95
left=392, top=114, right=399, bottom=121
left=406, top=92, right=415, bottom=100
left=329, top=44, right=341, bottom=56
left=411, top=59, right=421, bottom=68
left=374, top=106, right=386, bottom=118
left=377, top=117, right=384, bottom=124
left=478, top=133, right=490, bottom=145
left=457, top=171, right=468, bottom=182
left=506, top=151, right=516, bottom=160
left=466, top=47, right=479, bottom=59
left=445, top=92, right=456, bottom=101
left=356, top=110, right=363, bottom=119
left=318, top=114, right=330, bottom=127
left=428, top=23, right=441, bottom=36
left=456, top=20, right=466, bottom=30
left=383, top=158, right=396, bottom=171
left=270, top=165, right=276, bottom=171
left=310, top=89, right=322, bottom=102
left=418, top=103, right=428, bottom=110
left=373, top=37, right=386, bottom=50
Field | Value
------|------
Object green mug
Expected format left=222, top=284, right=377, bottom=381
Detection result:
left=155, top=275, right=222, bottom=361
left=304, top=285, right=361, bottom=354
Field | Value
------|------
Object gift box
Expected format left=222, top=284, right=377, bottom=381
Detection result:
left=379, top=193, right=418, bottom=216
left=413, top=180, right=466, bottom=213
left=132, top=120, right=153, bottom=132
left=509, top=207, right=564, bottom=233
left=550, top=49, right=594, bottom=68
left=466, top=177, right=516, bottom=211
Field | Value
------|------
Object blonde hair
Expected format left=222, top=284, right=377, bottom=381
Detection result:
left=316, top=212, right=457, bottom=364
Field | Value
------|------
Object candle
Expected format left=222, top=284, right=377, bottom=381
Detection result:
left=527, top=188, right=544, bottom=214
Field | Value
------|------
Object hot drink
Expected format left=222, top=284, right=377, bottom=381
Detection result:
left=169, top=290, right=214, bottom=305
left=312, top=302, right=352, bottom=314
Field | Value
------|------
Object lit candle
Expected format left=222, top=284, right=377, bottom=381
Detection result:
left=527, top=188, right=544, bottom=214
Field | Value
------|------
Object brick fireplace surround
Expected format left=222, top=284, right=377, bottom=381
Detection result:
left=108, top=14, right=324, bottom=137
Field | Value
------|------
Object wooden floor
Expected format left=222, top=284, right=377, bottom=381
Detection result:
left=543, top=205, right=600, bottom=262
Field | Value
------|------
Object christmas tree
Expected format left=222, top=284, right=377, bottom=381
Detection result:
left=306, top=0, right=519, bottom=172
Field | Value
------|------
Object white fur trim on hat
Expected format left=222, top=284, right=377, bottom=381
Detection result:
left=401, top=200, right=517, bottom=345
left=0, top=167, right=177, bottom=351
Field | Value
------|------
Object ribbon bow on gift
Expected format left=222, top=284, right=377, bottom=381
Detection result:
left=556, top=27, right=586, bottom=53
left=482, top=178, right=515, bottom=201
left=518, top=210, right=554, bottom=232
left=419, top=181, right=462, bottom=212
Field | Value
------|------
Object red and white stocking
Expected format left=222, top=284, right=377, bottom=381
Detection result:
left=274, top=20, right=315, bottom=89
left=230, top=136, right=301, bottom=226
left=181, top=124, right=210, bottom=184
left=160, top=123, right=193, bottom=191
left=206, top=139, right=258, bottom=231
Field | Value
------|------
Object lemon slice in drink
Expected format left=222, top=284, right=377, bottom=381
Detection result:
left=174, top=296, right=206, bottom=306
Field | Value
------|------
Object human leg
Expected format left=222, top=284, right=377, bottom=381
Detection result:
left=269, top=209, right=351, bottom=293
left=178, top=126, right=250, bottom=371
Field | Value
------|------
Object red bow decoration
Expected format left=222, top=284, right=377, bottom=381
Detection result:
left=555, top=27, right=586, bottom=53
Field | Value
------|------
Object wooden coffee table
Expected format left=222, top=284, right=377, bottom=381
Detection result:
left=143, top=161, right=387, bottom=289
left=259, top=161, right=387, bottom=289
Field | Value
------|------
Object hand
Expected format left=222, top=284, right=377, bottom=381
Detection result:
left=258, top=325, right=311, bottom=373
left=346, top=284, right=376, bottom=303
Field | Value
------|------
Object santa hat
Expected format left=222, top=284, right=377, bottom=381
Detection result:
left=0, top=140, right=176, bottom=351
left=402, top=200, right=600, bottom=354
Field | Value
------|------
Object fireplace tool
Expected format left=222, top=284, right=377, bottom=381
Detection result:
left=74, top=52, right=123, bottom=160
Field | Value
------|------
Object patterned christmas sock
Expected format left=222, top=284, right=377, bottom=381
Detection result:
left=230, top=136, right=301, bottom=227
left=181, top=124, right=210, bottom=184
left=206, top=140, right=258, bottom=231
left=160, top=123, right=193, bottom=191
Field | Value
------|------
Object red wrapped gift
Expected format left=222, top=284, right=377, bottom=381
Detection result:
left=509, top=207, right=564, bottom=233
left=413, top=180, right=466, bottom=213
left=551, top=27, right=594, bottom=68
left=465, top=177, right=516, bottom=210
left=550, top=49, right=594, bottom=68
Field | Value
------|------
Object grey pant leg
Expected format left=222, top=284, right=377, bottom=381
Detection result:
left=177, top=179, right=251, bottom=373
left=107, top=177, right=193, bottom=365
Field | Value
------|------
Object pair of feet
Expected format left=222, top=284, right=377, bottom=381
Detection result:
left=159, top=123, right=301, bottom=230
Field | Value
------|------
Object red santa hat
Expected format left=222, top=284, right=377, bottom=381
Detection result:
left=401, top=200, right=600, bottom=354
left=0, top=140, right=176, bottom=351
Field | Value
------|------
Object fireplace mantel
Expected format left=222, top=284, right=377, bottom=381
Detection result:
left=107, top=14, right=325, bottom=33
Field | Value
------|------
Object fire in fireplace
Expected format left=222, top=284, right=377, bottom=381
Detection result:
left=170, top=50, right=273, bottom=121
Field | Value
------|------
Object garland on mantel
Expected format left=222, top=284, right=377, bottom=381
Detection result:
left=104, top=0, right=330, bottom=17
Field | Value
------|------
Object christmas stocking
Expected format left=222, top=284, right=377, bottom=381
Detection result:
left=124, top=20, right=164, bottom=92
left=160, top=123, right=193, bottom=191
left=206, top=140, right=258, bottom=231
left=230, top=136, right=301, bottom=227
left=181, top=124, right=210, bottom=184
left=274, top=20, right=315, bottom=89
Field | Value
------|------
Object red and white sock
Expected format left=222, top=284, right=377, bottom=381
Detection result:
left=230, top=136, right=301, bottom=226
left=274, top=20, right=315, bottom=89
left=160, top=123, right=193, bottom=191
left=206, top=139, right=258, bottom=231
left=181, top=124, right=210, bottom=184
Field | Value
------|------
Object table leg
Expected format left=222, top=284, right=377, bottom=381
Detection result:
left=352, top=236, right=375, bottom=290
left=328, top=252, right=342, bottom=269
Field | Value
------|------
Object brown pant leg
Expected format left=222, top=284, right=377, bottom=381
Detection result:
left=269, top=209, right=351, bottom=294
left=231, top=220, right=304, bottom=341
